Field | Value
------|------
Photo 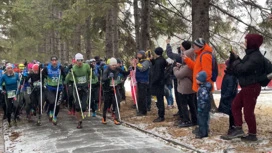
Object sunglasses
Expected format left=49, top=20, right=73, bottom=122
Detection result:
left=77, top=59, right=84, bottom=62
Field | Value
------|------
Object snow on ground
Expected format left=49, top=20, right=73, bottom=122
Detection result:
left=123, top=80, right=272, bottom=152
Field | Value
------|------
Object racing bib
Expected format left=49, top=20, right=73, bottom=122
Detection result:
left=33, top=81, right=41, bottom=87
left=77, top=76, right=87, bottom=84
left=7, top=90, right=16, bottom=98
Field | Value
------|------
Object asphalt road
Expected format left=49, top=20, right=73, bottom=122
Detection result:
left=3, top=109, right=184, bottom=153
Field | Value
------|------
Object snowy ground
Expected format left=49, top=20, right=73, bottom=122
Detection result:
left=3, top=110, right=184, bottom=153
left=122, top=81, right=272, bottom=153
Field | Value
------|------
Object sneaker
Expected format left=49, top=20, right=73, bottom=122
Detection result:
left=77, top=121, right=82, bottom=129
left=52, top=117, right=57, bottom=125
left=221, top=127, right=244, bottom=140
left=114, top=119, right=121, bottom=125
left=92, top=112, right=96, bottom=117
left=153, top=117, right=165, bottom=123
left=178, top=121, right=193, bottom=128
left=241, top=134, right=257, bottom=142
left=102, top=118, right=107, bottom=124
left=227, top=128, right=236, bottom=135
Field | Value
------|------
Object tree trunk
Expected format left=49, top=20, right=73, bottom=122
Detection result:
left=73, top=24, right=81, bottom=54
left=112, top=0, right=119, bottom=57
left=105, top=7, right=113, bottom=58
left=85, top=16, right=91, bottom=59
left=192, top=0, right=210, bottom=42
left=134, top=0, right=140, bottom=51
left=140, top=0, right=151, bottom=51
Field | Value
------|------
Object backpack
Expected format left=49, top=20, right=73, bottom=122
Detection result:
left=259, top=56, right=272, bottom=87
left=200, top=52, right=218, bottom=82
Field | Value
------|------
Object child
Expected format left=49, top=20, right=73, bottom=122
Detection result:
left=195, top=71, right=212, bottom=139
left=218, top=60, right=238, bottom=138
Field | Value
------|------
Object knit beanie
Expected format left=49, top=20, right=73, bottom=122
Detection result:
left=197, top=71, right=207, bottom=83
left=194, top=38, right=206, bottom=48
left=108, top=58, right=117, bottom=66
left=154, top=47, right=163, bottom=56
left=182, top=41, right=191, bottom=50
left=75, top=53, right=84, bottom=60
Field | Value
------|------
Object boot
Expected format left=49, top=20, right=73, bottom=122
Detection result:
left=221, top=126, right=244, bottom=140
left=77, top=121, right=82, bottom=129
left=153, top=117, right=165, bottom=123
left=241, top=134, right=257, bottom=142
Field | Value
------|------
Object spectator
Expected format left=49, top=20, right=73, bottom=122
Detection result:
left=222, top=34, right=265, bottom=141
left=195, top=71, right=212, bottom=139
left=150, top=47, right=167, bottom=122
left=135, top=51, right=151, bottom=116
left=173, top=45, right=197, bottom=128
left=166, top=39, right=192, bottom=118
left=164, top=58, right=174, bottom=109
left=219, top=60, right=238, bottom=138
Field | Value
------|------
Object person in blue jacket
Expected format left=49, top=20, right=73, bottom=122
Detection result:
left=0, top=63, right=20, bottom=127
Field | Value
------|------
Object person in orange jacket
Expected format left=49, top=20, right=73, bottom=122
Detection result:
left=182, top=38, right=214, bottom=92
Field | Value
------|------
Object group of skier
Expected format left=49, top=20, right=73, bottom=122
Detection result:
left=0, top=53, right=129, bottom=129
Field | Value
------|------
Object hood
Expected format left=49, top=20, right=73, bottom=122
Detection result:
left=201, top=82, right=212, bottom=91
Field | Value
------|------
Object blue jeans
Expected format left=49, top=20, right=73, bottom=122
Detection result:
left=166, top=85, right=174, bottom=106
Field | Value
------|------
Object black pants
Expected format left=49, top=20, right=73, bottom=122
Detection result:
left=229, top=112, right=235, bottom=129
left=73, top=86, right=88, bottom=112
left=103, top=87, right=120, bottom=120
left=30, top=88, right=44, bottom=116
left=45, top=89, right=63, bottom=117
left=6, top=97, right=19, bottom=123
left=179, top=93, right=197, bottom=124
left=119, top=82, right=126, bottom=101
left=137, top=83, right=148, bottom=114
left=90, top=85, right=99, bottom=113
left=155, top=94, right=165, bottom=118
left=174, top=79, right=182, bottom=117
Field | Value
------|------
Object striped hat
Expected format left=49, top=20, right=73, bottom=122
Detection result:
left=194, top=38, right=206, bottom=48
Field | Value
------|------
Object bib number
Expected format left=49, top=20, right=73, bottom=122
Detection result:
left=33, top=81, right=41, bottom=87
left=52, top=77, right=59, bottom=83
left=7, top=90, right=16, bottom=98
left=77, top=76, right=87, bottom=84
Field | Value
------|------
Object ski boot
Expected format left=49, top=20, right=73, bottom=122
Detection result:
left=92, top=112, right=96, bottom=117
left=52, top=116, right=57, bottom=125
left=49, top=111, right=53, bottom=121
left=77, top=121, right=82, bottom=129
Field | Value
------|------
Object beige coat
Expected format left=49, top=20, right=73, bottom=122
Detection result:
left=173, top=48, right=195, bottom=94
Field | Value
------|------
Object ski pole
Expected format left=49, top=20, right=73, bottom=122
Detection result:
left=40, top=69, right=43, bottom=115
left=98, top=69, right=102, bottom=111
left=111, top=77, right=121, bottom=121
left=53, top=70, right=61, bottom=118
left=14, top=74, right=22, bottom=119
left=130, top=70, right=138, bottom=112
left=71, top=70, right=85, bottom=119
left=88, top=68, right=93, bottom=117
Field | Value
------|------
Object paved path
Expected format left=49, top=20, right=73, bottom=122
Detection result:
left=3, top=109, right=185, bottom=153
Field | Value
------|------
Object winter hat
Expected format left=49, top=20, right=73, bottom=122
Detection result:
left=108, top=58, right=117, bottom=66
left=137, top=50, right=146, bottom=58
left=51, top=56, right=58, bottom=61
left=197, top=71, right=207, bottom=83
left=6, top=63, right=13, bottom=69
left=182, top=41, right=192, bottom=50
left=154, top=47, right=164, bottom=56
left=27, top=63, right=34, bottom=70
left=117, top=59, right=122, bottom=64
left=166, top=58, right=174, bottom=64
left=75, top=53, right=84, bottom=60
left=245, top=34, right=263, bottom=50
left=32, top=64, right=39, bottom=71
left=90, top=59, right=96, bottom=63
left=194, top=38, right=206, bottom=48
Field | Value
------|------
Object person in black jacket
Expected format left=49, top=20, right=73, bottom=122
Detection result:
left=222, top=34, right=264, bottom=142
left=218, top=60, right=238, bottom=138
left=150, top=47, right=167, bottom=122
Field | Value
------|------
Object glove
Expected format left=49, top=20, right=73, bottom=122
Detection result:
left=68, top=64, right=73, bottom=70
left=109, top=72, right=114, bottom=78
